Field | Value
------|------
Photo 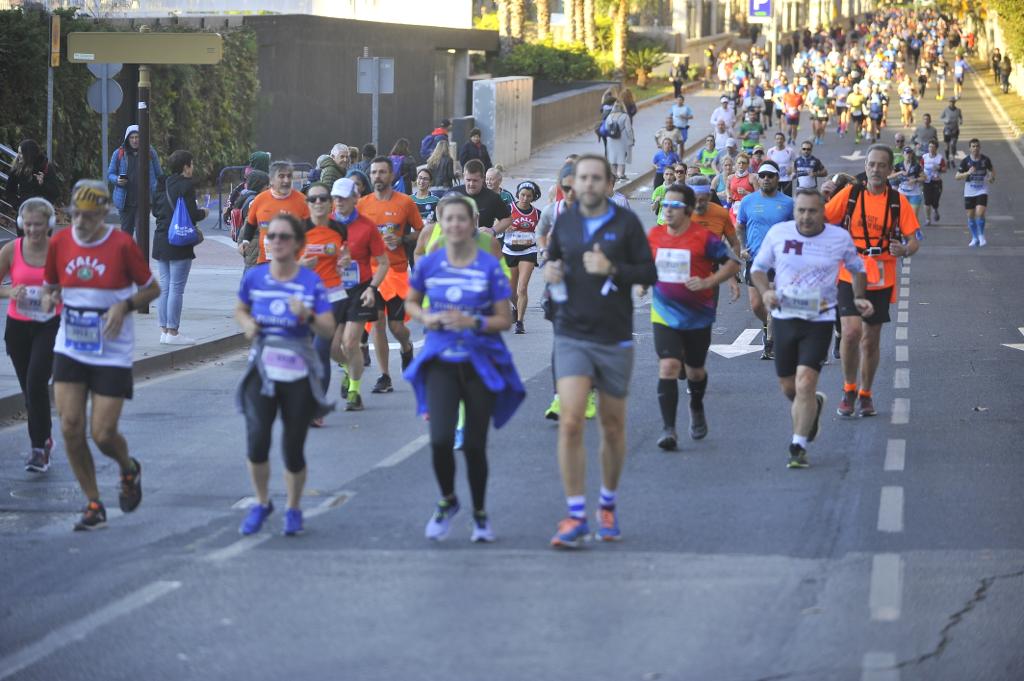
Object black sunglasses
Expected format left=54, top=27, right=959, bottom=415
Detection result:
left=265, top=232, right=296, bottom=242
left=306, top=195, right=331, bottom=203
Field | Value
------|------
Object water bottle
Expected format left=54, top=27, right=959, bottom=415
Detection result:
left=549, top=281, right=568, bottom=303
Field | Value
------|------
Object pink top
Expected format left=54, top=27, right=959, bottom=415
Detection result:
left=7, top=238, right=59, bottom=322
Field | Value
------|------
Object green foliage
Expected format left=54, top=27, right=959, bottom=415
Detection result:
left=991, top=1, right=1024, bottom=60
left=0, top=8, right=258, bottom=198
left=625, top=45, right=668, bottom=76
left=492, top=39, right=600, bottom=82
left=475, top=10, right=499, bottom=31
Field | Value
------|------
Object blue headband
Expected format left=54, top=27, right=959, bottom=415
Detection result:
left=689, top=184, right=711, bottom=195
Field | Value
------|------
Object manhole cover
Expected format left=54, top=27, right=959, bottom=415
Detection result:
left=9, top=484, right=81, bottom=501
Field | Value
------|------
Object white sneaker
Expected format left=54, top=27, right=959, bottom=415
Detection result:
left=164, top=334, right=196, bottom=346
left=159, top=333, right=169, bottom=344
left=968, top=237, right=979, bottom=247
left=470, top=517, right=496, bottom=543
left=978, top=235, right=987, bottom=247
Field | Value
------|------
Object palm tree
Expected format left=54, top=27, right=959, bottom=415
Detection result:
left=536, top=0, right=551, bottom=39
left=574, top=0, right=585, bottom=43
left=509, top=0, right=524, bottom=39
left=584, top=0, right=596, bottom=50
left=612, top=0, right=627, bottom=71
left=497, top=0, right=510, bottom=37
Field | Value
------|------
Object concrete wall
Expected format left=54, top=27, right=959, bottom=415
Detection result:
left=977, top=11, right=1024, bottom=99
left=531, top=84, right=612, bottom=152
left=473, top=77, right=533, bottom=167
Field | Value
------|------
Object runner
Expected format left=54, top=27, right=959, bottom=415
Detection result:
left=955, top=138, right=996, bottom=247
left=833, top=76, right=852, bottom=137
left=330, top=178, right=389, bottom=411
left=739, top=108, right=765, bottom=155
left=782, top=84, right=804, bottom=145
left=652, top=138, right=681, bottom=189
left=892, top=147, right=925, bottom=230
left=727, top=154, right=757, bottom=214
left=911, top=113, right=939, bottom=156
left=695, top=136, right=719, bottom=177
left=0, top=198, right=59, bottom=472
left=735, top=160, right=795, bottom=360
left=403, top=193, right=524, bottom=542
left=767, top=132, right=795, bottom=196
left=238, top=161, right=310, bottom=266
left=647, top=183, right=741, bottom=450
left=358, top=157, right=423, bottom=394
left=411, top=167, right=440, bottom=228
left=822, top=145, right=921, bottom=418
left=794, top=140, right=828, bottom=190
left=41, top=180, right=160, bottom=531
left=808, top=84, right=830, bottom=146
left=502, top=181, right=542, bottom=334
left=235, top=214, right=336, bottom=536
left=650, top=164, right=677, bottom=225
left=544, top=154, right=657, bottom=547
left=847, top=85, right=867, bottom=144
left=921, top=139, right=947, bottom=226
left=952, top=54, right=968, bottom=99
left=940, top=97, right=963, bottom=162
left=933, top=59, right=948, bottom=101
left=750, top=189, right=873, bottom=469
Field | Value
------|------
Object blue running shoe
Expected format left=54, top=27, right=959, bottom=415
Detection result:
left=425, top=498, right=460, bottom=541
left=550, top=517, right=590, bottom=548
left=454, top=427, right=465, bottom=451
left=595, top=507, right=622, bottom=542
left=283, top=508, right=303, bottom=536
left=240, top=500, right=274, bottom=535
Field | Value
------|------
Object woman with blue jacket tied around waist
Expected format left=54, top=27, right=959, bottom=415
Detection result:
left=404, top=193, right=525, bottom=543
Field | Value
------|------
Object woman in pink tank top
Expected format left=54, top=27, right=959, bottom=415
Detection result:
left=1, top=197, right=59, bottom=472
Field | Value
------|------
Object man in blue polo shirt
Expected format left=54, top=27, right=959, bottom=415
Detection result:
left=735, top=160, right=794, bottom=359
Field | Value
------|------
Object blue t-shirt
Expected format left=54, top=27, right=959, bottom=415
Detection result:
left=653, top=150, right=681, bottom=174
left=736, top=191, right=794, bottom=258
left=238, top=264, right=331, bottom=338
left=583, top=207, right=615, bottom=239
left=409, top=248, right=512, bottom=362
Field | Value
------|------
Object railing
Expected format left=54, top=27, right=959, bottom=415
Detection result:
left=0, top=143, right=19, bottom=243
left=214, top=161, right=312, bottom=230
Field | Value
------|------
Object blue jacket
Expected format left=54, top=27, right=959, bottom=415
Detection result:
left=403, top=331, right=525, bottom=429
left=106, top=146, right=161, bottom=210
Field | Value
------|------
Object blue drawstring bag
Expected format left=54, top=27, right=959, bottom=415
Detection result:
left=168, top=196, right=199, bottom=246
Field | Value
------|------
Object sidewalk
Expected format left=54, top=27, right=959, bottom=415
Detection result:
left=0, top=86, right=726, bottom=422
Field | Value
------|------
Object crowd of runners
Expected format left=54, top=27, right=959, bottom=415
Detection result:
left=1, top=6, right=1001, bottom=545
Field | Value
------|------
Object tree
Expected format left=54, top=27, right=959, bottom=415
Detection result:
left=612, top=0, right=628, bottom=71
left=574, top=0, right=585, bottom=43
left=509, top=0, right=524, bottom=40
left=536, top=0, right=551, bottom=39
left=497, top=0, right=510, bottom=37
left=584, top=0, right=597, bottom=50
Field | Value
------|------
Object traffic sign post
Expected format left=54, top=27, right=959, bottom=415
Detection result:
left=87, top=63, right=124, bottom=178
left=748, top=0, right=777, bottom=71
left=357, top=55, right=395, bottom=153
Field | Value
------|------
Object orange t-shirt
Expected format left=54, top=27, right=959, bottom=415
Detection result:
left=824, top=184, right=919, bottom=300
left=357, top=192, right=423, bottom=274
left=246, top=190, right=311, bottom=264
left=690, top=202, right=736, bottom=240
left=783, top=92, right=804, bottom=116
left=301, top=223, right=344, bottom=291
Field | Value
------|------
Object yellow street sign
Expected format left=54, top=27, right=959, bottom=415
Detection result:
left=67, top=32, right=223, bottom=65
left=50, top=15, right=60, bottom=67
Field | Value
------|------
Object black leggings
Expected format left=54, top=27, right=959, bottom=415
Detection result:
left=425, top=360, right=496, bottom=512
left=241, top=372, right=316, bottom=473
left=4, top=317, right=58, bottom=448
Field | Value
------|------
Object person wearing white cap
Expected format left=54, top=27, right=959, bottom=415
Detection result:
left=713, top=120, right=731, bottom=151
left=709, top=96, right=736, bottom=133
left=105, top=124, right=161, bottom=238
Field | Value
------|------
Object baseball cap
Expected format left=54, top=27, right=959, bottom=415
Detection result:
left=757, top=161, right=780, bottom=176
left=720, top=95, right=729, bottom=102
left=753, top=144, right=765, bottom=153
left=726, top=138, right=738, bottom=148
left=70, top=180, right=111, bottom=211
left=331, top=177, right=358, bottom=199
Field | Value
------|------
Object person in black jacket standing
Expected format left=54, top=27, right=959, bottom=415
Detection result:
left=152, top=150, right=206, bottom=345
left=458, top=128, right=493, bottom=172
left=4, top=139, right=60, bottom=224
left=544, top=154, right=657, bottom=548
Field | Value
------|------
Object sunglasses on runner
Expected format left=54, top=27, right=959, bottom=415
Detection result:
left=306, top=195, right=331, bottom=203
left=265, top=232, right=296, bottom=242
left=661, top=200, right=687, bottom=209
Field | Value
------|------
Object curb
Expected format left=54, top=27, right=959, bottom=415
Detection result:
left=969, top=69, right=1022, bottom=139
left=0, top=331, right=248, bottom=424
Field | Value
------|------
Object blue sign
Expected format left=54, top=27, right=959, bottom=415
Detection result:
left=749, top=0, right=771, bottom=19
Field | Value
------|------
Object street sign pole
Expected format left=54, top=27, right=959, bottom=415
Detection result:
left=371, top=57, right=380, bottom=152
left=46, top=13, right=59, bottom=160
left=101, top=69, right=108, bottom=177
left=137, top=64, right=152, bottom=315
left=357, top=54, right=395, bottom=156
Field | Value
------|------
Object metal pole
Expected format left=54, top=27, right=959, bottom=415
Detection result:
left=136, top=64, right=152, bottom=313
left=46, top=67, right=54, bottom=161
left=101, top=67, right=109, bottom=179
left=371, top=56, right=380, bottom=153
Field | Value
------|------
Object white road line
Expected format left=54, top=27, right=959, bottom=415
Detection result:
left=892, top=398, right=910, bottom=425
left=895, top=345, right=909, bottom=362
left=899, top=286, right=909, bottom=298
left=374, top=434, right=430, bottom=468
left=861, top=652, right=900, bottom=681
left=877, top=487, right=905, bottom=533
left=896, top=310, right=908, bottom=324
left=900, top=277, right=910, bottom=286
left=898, top=299, right=909, bottom=310
left=970, top=70, right=1024, bottom=169
left=869, top=554, right=903, bottom=622
left=904, top=257, right=911, bottom=264
left=885, top=439, right=906, bottom=472
left=0, top=580, right=182, bottom=680
left=895, top=327, right=908, bottom=341
left=894, top=368, right=910, bottom=390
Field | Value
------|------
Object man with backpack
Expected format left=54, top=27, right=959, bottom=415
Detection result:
left=106, top=125, right=161, bottom=239
left=821, top=146, right=921, bottom=419
left=420, top=120, right=451, bottom=162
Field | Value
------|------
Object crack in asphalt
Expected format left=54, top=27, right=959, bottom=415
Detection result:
left=894, top=567, right=1024, bottom=670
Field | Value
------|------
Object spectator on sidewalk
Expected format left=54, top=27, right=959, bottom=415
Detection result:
left=353, top=144, right=376, bottom=175
left=459, top=128, right=493, bottom=172
left=620, top=88, right=638, bottom=122
left=152, top=150, right=206, bottom=346
left=655, top=116, right=684, bottom=150
left=319, top=144, right=350, bottom=188
left=426, top=138, right=460, bottom=190
left=420, top=119, right=451, bottom=161
left=991, top=48, right=1002, bottom=86
left=347, top=168, right=371, bottom=197
left=389, top=138, right=418, bottom=193
left=1000, top=55, right=1013, bottom=94
left=604, top=101, right=634, bottom=181
left=3, top=139, right=60, bottom=221
left=106, top=124, right=161, bottom=238
left=671, top=57, right=686, bottom=98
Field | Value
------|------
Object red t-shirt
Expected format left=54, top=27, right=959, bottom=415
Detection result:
left=339, top=212, right=386, bottom=286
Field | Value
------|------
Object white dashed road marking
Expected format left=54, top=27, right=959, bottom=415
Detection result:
left=895, top=346, right=909, bottom=362
left=870, top=554, right=904, bottom=622
left=861, top=652, right=901, bottom=681
left=878, top=487, right=905, bottom=533
left=885, top=440, right=906, bottom=472
left=891, top=398, right=910, bottom=425
left=894, top=368, right=909, bottom=390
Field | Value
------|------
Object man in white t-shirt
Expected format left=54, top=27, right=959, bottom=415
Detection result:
left=709, top=96, right=736, bottom=133
left=750, top=189, right=872, bottom=469
left=767, top=131, right=796, bottom=195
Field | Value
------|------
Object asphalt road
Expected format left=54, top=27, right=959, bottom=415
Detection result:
left=1, top=72, right=1023, bottom=681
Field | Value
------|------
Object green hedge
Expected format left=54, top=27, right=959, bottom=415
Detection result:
left=0, top=8, right=258, bottom=198
left=492, top=40, right=600, bottom=83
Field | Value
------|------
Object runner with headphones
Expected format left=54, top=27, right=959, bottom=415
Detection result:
left=502, top=180, right=541, bottom=334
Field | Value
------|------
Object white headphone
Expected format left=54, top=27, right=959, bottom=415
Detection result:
left=17, top=198, right=57, bottom=230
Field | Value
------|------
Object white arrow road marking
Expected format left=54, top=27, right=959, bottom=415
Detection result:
left=841, top=150, right=866, bottom=161
left=1002, top=327, right=1024, bottom=352
left=709, top=328, right=763, bottom=358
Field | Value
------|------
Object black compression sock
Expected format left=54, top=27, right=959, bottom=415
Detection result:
left=687, top=376, right=708, bottom=409
left=657, top=379, right=679, bottom=428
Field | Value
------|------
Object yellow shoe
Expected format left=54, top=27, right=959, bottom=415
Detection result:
left=585, top=391, right=597, bottom=419
left=545, top=395, right=560, bottom=421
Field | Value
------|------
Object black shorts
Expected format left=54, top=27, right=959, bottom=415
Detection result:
left=772, top=318, right=834, bottom=377
left=653, top=323, right=712, bottom=369
left=336, top=283, right=381, bottom=324
left=923, top=180, right=942, bottom=207
left=504, top=252, right=538, bottom=268
left=786, top=115, right=800, bottom=126
left=837, top=282, right=892, bottom=325
left=378, top=294, right=406, bottom=321
left=744, top=261, right=775, bottom=286
left=943, top=130, right=959, bottom=142
left=52, top=353, right=134, bottom=399
left=964, top=194, right=988, bottom=211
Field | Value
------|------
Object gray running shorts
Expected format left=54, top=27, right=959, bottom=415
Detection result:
left=553, top=335, right=634, bottom=398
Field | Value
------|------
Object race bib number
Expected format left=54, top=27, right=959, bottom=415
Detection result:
left=15, top=286, right=55, bottom=322
left=326, top=285, right=348, bottom=303
left=779, top=286, right=822, bottom=319
left=261, top=346, right=309, bottom=383
left=65, top=309, right=103, bottom=354
left=655, top=248, right=691, bottom=284
left=341, top=262, right=360, bottom=288
left=507, top=231, right=534, bottom=247
left=862, top=256, right=887, bottom=289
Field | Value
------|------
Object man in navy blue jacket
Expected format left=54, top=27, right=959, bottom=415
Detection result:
left=544, top=154, right=657, bottom=548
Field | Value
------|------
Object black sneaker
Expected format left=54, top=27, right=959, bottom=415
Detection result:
left=688, top=406, right=708, bottom=440
left=74, top=500, right=107, bottom=531
left=657, top=428, right=678, bottom=451
left=361, top=344, right=371, bottom=368
left=401, top=346, right=414, bottom=371
left=119, top=458, right=143, bottom=512
left=832, top=332, right=841, bottom=360
left=345, top=392, right=364, bottom=412
left=760, top=339, right=774, bottom=360
left=514, top=321, right=525, bottom=335
left=787, top=443, right=809, bottom=469
left=808, top=392, right=826, bottom=443
left=372, top=374, right=393, bottom=394
left=25, top=447, right=50, bottom=473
